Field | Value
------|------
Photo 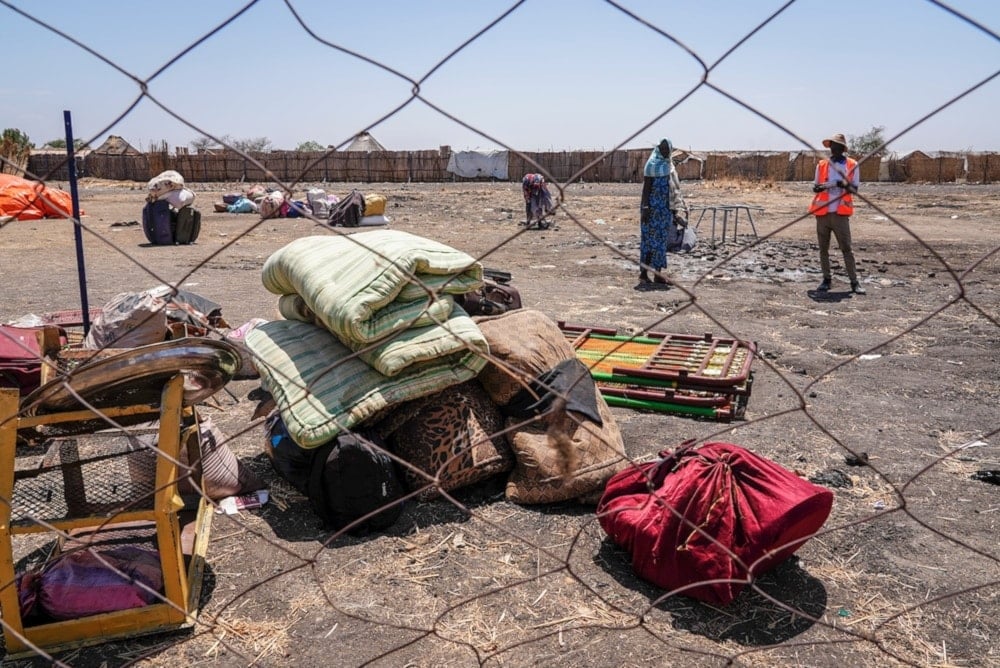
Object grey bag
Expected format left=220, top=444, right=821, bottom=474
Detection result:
left=667, top=224, right=697, bottom=252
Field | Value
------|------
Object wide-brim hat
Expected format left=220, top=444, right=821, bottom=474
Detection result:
left=823, top=133, right=848, bottom=148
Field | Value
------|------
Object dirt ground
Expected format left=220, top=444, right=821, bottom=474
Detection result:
left=1, top=179, right=998, bottom=667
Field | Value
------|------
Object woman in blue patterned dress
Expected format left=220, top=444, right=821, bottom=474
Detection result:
left=639, top=138, right=687, bottom=286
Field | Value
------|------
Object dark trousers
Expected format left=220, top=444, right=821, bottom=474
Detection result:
left=816, top=213, right=857, bottom=282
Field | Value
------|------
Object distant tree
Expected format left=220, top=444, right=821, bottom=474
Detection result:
left=42, top=138, right=89, bottom=150
left=296, top=140, right=325, bottom=152
left=848, top=126, right=887, bottom=157
left=2, top=128, right=33, bottom=149
left=230, top=136, right=272, bottom=153
left=1, top=128, right=33, bottom=173
left=190, top=136, right=220, bottom=152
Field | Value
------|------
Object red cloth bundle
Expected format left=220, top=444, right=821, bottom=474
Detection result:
left=597, top=442, right=834, bottom=606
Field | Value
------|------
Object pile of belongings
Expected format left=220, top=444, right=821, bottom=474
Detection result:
left=82, top=286, right=228, bottom=350
left=213, top=184, right=304, bottom=218
left=81, top=286, right=265, bottom=381
left=560, top=323, right=756, bottom=421
left=5, top=287, right=265, bottom=494
left=211, top=185, right=390, bottom=227
left=143, top=170, right=201, bottom=245
left=2, top=287, right=236, bottom=397
left=598, top=441, right=834, bottom=605
left=325, top=189, right=390, bottom=227
left=0, top=173, right=81, bottom=222
left=246, top=230, right=628, bottom=533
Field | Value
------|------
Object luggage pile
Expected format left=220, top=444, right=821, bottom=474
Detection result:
left=142, top=170, right=201, bottom=245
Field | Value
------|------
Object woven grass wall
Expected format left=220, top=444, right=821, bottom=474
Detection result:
left=22, top=154, right=84, bottom=181
left=25, top=149, right=998, bottom=184
left=790, top=153, right=820, bottom=181
left=84, top=154, right=150, bottom=182
left=675, top=157, right=703, bottom=180
left=857, top=156, right=881, bottom=182
left=965, top=152, right=1000, bottom=183
left=902, top=152, right=964, bottom=183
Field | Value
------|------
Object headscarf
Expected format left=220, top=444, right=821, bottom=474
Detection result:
left=643, top=138, right=674, bottom=178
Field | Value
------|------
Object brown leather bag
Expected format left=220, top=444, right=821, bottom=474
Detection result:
left=456, top=280, right=522, bottom=316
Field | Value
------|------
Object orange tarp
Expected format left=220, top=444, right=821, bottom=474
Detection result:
left=0, top=174, right=81, bottom=220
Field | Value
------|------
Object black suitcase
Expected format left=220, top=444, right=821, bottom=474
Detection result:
left=173, top=206, right=201, bottom=244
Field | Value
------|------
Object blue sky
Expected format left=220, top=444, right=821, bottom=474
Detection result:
left=2, top=0, right=998, bottom=155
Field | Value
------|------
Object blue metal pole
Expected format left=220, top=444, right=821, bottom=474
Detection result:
left=63, top=110, right=91, bottom=335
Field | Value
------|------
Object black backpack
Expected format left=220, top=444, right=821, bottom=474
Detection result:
left=306, top=431, right=404, bottom=534
left=327, top=189, right=365, bottom=227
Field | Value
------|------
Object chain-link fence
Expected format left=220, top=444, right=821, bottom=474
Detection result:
left=1, top=1, right=998, bottom=666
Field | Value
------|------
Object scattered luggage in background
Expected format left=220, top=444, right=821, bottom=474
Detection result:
left=327, top=189, right=365, bottom=227
left=142, top=170, right=201, bottom=245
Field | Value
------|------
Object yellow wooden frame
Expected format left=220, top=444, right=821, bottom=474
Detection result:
left=0, top=374, right=212, bottom=659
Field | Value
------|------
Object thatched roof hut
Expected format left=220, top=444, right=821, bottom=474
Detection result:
left=92, top=135, right=141, bottom=155
left=345, top=132, right=387, bottom=152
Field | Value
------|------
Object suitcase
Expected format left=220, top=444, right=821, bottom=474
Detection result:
left=173, top=206, right=201, bottom=244
left=142, top=199, right=174, bottom=245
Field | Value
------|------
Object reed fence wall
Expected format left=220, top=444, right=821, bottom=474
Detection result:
left=25, top=149, right=1000, bottom=184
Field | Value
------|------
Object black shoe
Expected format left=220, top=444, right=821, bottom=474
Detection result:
left=817, top=278, right=831, bottom=292
left=851, top=281, right=866, bottom=295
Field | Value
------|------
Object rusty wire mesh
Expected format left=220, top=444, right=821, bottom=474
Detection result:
left=1, top=0, right=998, bottom=666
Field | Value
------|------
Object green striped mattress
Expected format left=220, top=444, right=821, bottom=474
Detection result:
left=246, top=319, right=488, bottom=448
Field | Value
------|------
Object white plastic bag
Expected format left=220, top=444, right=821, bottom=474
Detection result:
left=83, top=291, right=168, bottom=349
left=146, top=170, right=185, bottom=199
left=306, top=188, right=330, bottom=219
left=161, top=187, right=195, bottom=208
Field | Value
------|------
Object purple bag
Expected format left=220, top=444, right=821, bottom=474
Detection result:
left=142, top=199, right=174, bottom=245
left=18, top=546, right=164, bottom=621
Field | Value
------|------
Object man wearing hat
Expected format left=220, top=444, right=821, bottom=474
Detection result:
left=809, top=132, right=865, bottom=294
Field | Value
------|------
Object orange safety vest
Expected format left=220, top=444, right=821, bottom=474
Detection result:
left=809, top=158, right=858, bottom=216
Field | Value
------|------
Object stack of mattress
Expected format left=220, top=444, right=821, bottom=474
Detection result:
left=246, top=231, right=490, bottom=448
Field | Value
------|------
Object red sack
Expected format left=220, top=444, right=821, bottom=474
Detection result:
left=597, top=442, right=833, bottom=606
